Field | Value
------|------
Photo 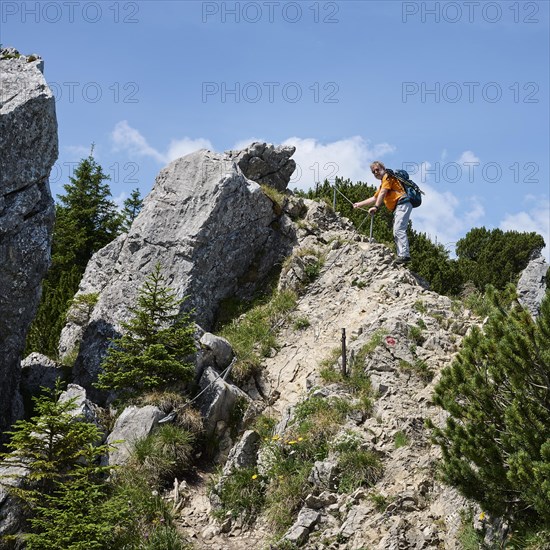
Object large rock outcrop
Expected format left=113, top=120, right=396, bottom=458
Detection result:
left=59, top=144, right=296, bottom=398
left=517, top=252, right=548, bottom=317
left=0, top=48, right=57, bottom=433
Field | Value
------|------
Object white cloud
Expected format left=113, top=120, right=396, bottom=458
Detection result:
left=111, top=120, right=213, bottom=164
left=281, top=136, right=395, bottom=190
left=165, top=137, right=214, bottom=161
left=457, top=150, right=480, bottom=165
left=411, top=183, right=485, bottom=250
left=500, top=196, right=550, bottom=260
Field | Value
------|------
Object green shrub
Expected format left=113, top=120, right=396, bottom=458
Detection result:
left=337, top=448, right=383, bottom=493
left=292, top=316, right=310, bottom=330
left=141, top=526, right=191, bottom=550
left=398, top=359, right=434, bottom=383
left=0, top=382, right=130, bottom=550
left=408, top=324, right=424, bottom=345
left=456, top=510, right=483, bottom=550
left=368, top=492, right=390, bottom=512
left=431, top=287, right=550, bottom=526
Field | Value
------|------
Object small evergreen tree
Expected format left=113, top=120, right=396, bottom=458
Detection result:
left=121, top=188, right=143, bottom=232
left=0, top=383, right=110, bottom=500
left=0, top=382, right=132, bottom=549
left=96, top=263, right=196, bottom=397
left=431, top=287, right=550, bottom=526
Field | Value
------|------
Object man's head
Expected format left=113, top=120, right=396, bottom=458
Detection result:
left=370, top=161, right=386, bottom=180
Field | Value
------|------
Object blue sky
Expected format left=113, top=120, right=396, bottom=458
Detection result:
left=2, top=0, right=549, bottom=257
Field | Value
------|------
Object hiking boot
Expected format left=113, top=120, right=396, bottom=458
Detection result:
left=394, top=256, right=411, bottom=265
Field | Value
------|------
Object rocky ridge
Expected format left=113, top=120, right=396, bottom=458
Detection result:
left=175, top=200, right=483, bottom=549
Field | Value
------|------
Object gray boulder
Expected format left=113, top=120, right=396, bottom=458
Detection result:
left=308, top=459, right=339, bottom=491
left=59, top=145, right=296, bottom=398
left=58, top=384, right=101, bottom=426
left=227, top=142, right=296, bottom=192
left=0, top=462, right=28, bottom=541
left=0, top=48, right=57, bottom=433
left=221, top=430, right=261, bottom=477
left=103, top=405, right=164, bottom=466
left=20, top=353, right=64, bottom=400
left=197, top=367, right=250, bottom=434
left=281, top=507, right=320, bottom=546
left=200, top=332, right=234, bottom=371
left=517, top=253, right=548, bottom=317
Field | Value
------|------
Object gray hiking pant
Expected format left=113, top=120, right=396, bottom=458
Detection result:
left=393, top=201, right=413, bottom=258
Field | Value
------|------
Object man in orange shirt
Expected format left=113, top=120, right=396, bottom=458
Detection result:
left=353, top=160, right=413, bottom=264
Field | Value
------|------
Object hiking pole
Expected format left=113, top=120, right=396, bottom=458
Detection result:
left=369, top=213, right=374, bottom=243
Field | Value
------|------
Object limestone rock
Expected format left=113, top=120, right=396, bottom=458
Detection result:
left=222, top=430, right=261, bottom=477
left=20, top=352, right=64, bottom=400
left=227, top=142, right=296, bottom=192
left=304, top=491, right=338, bottom=510
left=103, top=405, right=164, bottom=466
left=517, top=253, right=548, bottom=317
left=197, top=367, right=250, bottom=435
left=58, top=384, right=101, bottom=427
left=59, top=145, right=296, bottom=398
left=308, top=459, right=339, bottom=491
left=200, top=332, right=234, bottom=371
left=281, top=507, right=320, bottom=546
left=0, top=48, right=57, bottom=433
left=0, top=462, right=28, bottom=540
left=339, top=505, right=370, bottom=540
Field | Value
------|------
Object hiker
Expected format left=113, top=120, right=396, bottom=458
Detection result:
left=353, top=160, right=413, bottom=264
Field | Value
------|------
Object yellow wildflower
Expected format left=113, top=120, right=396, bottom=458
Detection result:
left=479, top=512, right=486, bottom=520
left=251, top=474, right=258, bottom=480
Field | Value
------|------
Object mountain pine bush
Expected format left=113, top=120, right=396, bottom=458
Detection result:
left=431, top=286, right=550, bottom=527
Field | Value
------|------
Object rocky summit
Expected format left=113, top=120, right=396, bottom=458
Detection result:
left=0, top=48, right=57, bottom=432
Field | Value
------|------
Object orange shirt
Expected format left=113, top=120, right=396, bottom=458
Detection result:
left=374, top=173, right=406, bottom=212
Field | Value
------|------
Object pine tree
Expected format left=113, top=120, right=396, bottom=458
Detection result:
left=26, top=150, right=123, bottom=358
left=456, top=227, right=545, bottom=291
left=408, top=232, right=463, bottom=296
left=121, top=188, right=143, bottom=232
left=0, top=382, right=108, bottom=499
left=51, top=151, right=122, bottom=280
left=0, top=382, right=133, bottom=549
left=431, top=286, right=550, bottom=526
left=95, top=263, right=196, bottom=397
